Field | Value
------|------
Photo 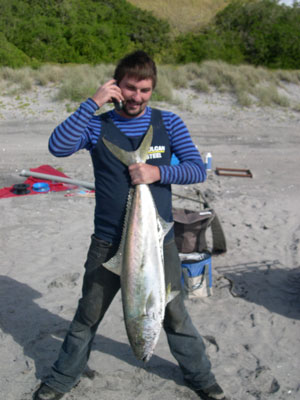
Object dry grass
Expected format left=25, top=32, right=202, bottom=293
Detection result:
left=54, top=64, right=115, bottom=102
left=0, top=66, right=34, bottom=94
left=1, top=61, right=300, bottom=109
left=178, top=61, right=300, bottom=108
left=128, top=0, right=229, bottom=34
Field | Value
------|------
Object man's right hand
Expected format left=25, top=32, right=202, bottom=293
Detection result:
left=91, top=79, right=124, bottom=108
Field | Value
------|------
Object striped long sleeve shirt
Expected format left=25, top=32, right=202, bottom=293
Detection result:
left=49, top=98, right=206, bottom=185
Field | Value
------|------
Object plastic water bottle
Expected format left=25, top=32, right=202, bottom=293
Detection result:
left=205, top=152, right=212, bottom=171
left=171, top=153, right=180, bottom=165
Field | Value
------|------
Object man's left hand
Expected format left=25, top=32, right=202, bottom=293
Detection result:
left=128, top=163, right=160, bottom=185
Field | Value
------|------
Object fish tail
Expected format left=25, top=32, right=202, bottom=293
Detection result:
left=102, top=125, right=153, bottom=166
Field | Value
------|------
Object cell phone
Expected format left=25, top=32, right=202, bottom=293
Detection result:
left=113, top=83, right=123, bottom=111
left=113, top=99, right=123, bottom=111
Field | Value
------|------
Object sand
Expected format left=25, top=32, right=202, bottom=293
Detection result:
left=0, top=85, right=299, bottom=400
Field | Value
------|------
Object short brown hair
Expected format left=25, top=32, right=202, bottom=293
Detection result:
left=114, top=51, right=157, bottom=89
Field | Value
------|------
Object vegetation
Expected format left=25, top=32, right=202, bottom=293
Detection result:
left=127, top=0, right=230, bottom=34
left=0, top=0, right=170, bottom=67
left=1, top=62, right=299, bottom=109
left=1, top=0, right=300, bottom=110
left=0, top=0, right=300, bottom=69
left=0, top=33, right=31, bottom=68
left=213, top=0, right=300, bottom=69
left=173, top=0, right=300, bottom=69
left=185, top=60, right=297, bottom=107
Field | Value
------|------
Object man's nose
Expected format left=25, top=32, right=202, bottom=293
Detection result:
left=132, top=91, right=142, bottom=102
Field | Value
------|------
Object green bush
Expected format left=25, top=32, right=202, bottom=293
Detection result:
left=0, top=0, right=171, bottom=66
left=173, top=30, right=245, bottom=64
left=172, top=0, right=300, bottom=69
left=0, top=33, right=31, bottom=68
left=1, top=0, right=300, bottom=69
left=213, top=0, right=300, bottom=69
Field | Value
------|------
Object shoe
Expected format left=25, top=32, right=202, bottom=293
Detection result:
left=194, top=382, right=227, bottom=400
left=33, top=383, right=65, bottom=400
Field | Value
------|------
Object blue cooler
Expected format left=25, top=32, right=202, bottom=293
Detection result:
left=181, top=253, right=212, bottom=297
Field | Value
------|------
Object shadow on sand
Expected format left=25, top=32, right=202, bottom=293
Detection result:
left=216, top=260, right=300, bottom=320
left=0, top=276, right=183, bottom=385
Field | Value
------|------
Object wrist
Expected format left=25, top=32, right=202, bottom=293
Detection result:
left=91, top=96, right=103, bottom=108
left=88, top=97, right=101, bottom=110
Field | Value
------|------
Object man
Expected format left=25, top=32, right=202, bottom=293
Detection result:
left=34, top=51, right=227, bottom=400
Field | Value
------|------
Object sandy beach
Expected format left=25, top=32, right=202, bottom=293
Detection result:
left=0, top=85, right=299, bottom=400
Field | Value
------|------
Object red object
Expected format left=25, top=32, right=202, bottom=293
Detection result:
left=0, top=165, right=78, bottom=199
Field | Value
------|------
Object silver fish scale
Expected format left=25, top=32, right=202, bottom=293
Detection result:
left=102, top=126, right=177, bottom=362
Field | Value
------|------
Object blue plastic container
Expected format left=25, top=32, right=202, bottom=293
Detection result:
left=32, top=182, right=50, bottom=192
left=181, top=255, right=212, bottom=288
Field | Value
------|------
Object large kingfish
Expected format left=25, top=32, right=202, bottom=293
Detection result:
left=102, top=126, right=178, bottom=362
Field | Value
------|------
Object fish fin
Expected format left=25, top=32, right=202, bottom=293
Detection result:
left=166, top=283, right=180, bottom=304
left=102, top=125, right=153, bottom=165
left=102, top=187, right=135, bottom=275
left=157, top=214, right=173, bottom=243
left=160, top=218, right=174, bottom=237
left=102, top=252, right=122, bottom=275
left=145, top=291, right=156, bottom=315
left=138, top=125, right=153, bottom=162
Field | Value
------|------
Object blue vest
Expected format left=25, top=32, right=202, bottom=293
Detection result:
left=91, top=108, right=173, bottom=243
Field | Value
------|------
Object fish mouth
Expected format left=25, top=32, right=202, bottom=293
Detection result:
left=133, top=347, right=154, bottom=363
left=141, top=352, right=154, bottom=363
left=132, top=344, right=153, bottom=363
left=125, top=316, right=160, bottom=362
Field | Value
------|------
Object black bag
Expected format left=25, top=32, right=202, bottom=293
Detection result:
left=173, top=208, right=215, bottom=253
left=172, top=207, right=226, bottom=255
left=172, top=199, right=226, bottom=298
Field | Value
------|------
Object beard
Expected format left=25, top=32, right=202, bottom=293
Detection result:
left=122, top=100, right=146, bottom=117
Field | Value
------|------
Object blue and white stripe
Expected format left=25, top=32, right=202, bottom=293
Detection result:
left=49, top=98, right=206, bottom=185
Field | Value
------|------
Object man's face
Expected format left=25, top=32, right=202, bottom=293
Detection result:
left=118, top=75, right=153, bottom=118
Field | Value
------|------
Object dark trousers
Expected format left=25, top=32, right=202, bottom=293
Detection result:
left=45, top=235, right=216, bottom=393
